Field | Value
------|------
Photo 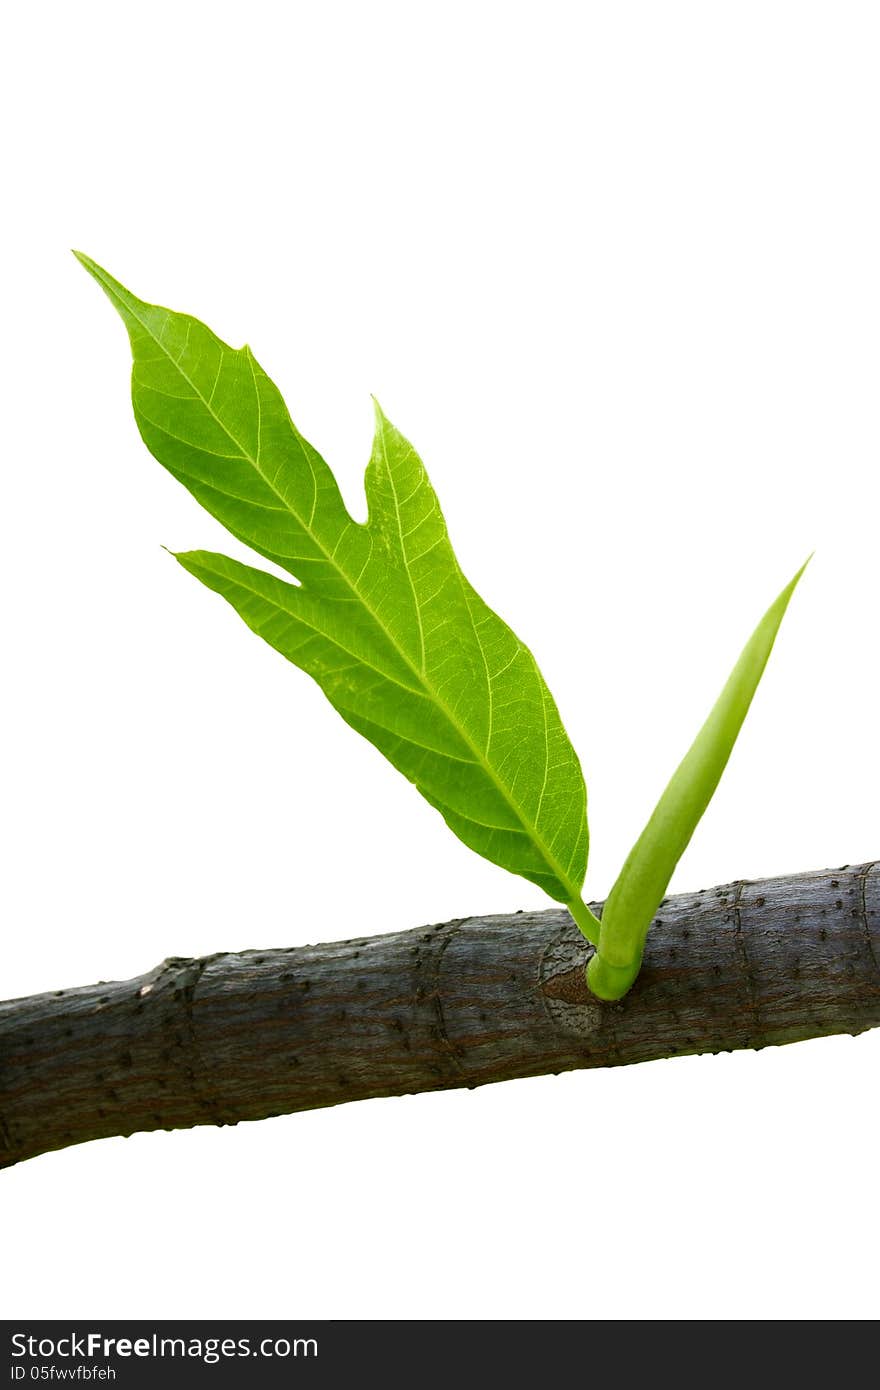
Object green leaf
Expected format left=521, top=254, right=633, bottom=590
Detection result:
left=587, top=560, right=810, bottom=999
left=75, top=253, right=591, bottom=910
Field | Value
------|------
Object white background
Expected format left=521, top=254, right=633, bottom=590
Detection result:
left=2, top=1, right=878, bottom=1321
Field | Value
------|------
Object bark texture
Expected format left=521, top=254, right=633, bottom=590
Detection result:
left=1, top=862, right=878, bottom=1168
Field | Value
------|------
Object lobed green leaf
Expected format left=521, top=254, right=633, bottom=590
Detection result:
left=76, top=254, right=590, bottom=907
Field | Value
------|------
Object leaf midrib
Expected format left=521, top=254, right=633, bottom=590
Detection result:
left=111, top=277, right=583, bottom=900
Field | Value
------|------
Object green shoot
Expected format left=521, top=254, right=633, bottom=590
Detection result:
left=587, top=561, right=809, bottom=999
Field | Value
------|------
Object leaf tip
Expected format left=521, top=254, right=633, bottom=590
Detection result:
left=163, top=544, right=201, bottom=571
left=71, top=249, right=106, bottom=281
left=784, top=552, right=814, bottom=603
left=71, top=252, right=140, bottom=320
left=797, top=551, right=815, bottom=580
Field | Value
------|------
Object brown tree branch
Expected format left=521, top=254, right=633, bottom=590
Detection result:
left=1, top=862, right=878, bottom=1168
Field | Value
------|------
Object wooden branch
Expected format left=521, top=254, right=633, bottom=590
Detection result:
left=1, top=863, right=877, bottom=1168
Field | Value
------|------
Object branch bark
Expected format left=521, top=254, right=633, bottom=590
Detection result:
left=2, top=862, right=878, bottom=1168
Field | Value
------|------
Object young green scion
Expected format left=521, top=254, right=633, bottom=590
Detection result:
left=586, top=560, right=808, bottom=999
left=77, top=254, right=808, bottom=1001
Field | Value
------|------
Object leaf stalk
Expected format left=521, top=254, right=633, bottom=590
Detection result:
left=567, top=898, right=602, bottom=946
